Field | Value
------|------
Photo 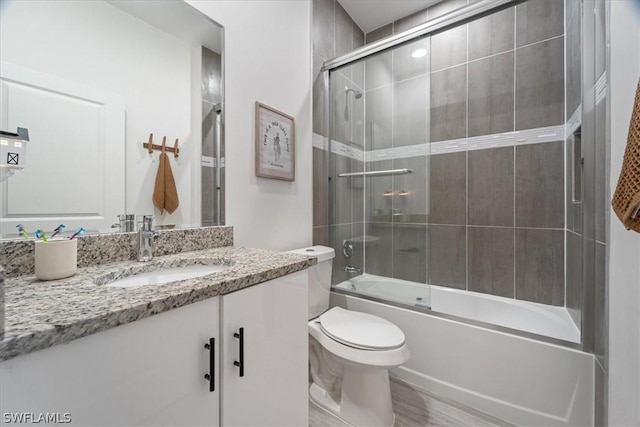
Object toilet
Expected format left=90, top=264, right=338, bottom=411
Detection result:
left=290, top=245, right=410, bottom=427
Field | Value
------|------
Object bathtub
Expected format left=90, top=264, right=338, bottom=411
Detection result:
left=333, top=274, right=581, bottom=343
left=331, top=274, right=594, bottom=426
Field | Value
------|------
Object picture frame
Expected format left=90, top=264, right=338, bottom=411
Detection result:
left=255, top=102, right=295, bottom=181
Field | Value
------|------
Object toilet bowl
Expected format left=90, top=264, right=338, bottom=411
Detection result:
left=290, top=246, right=410, bottom=427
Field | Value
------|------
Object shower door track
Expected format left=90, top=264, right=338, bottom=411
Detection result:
left=321, top=0, right=524, bottom=72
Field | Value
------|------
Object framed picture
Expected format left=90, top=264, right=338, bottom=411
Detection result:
left=255, top=102, right=295, bottom=181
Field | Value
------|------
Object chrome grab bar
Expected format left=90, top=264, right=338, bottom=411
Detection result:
left=338, top=168, right=413, bottom=178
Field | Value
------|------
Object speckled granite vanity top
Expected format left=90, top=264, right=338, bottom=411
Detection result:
left=0, top=247, right=315, bottom=362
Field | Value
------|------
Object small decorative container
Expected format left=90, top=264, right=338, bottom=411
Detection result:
left=35, top=239, right=78, bottom=281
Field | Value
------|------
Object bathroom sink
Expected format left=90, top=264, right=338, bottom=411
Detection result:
left=103, top=264, right=231, bottom=288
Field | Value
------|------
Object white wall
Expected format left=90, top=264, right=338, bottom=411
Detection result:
left=0, top=0, right=196, bottom=228
left=187, top=0, right=313, bottom=251
left=608, top=1, right=640, bottom=425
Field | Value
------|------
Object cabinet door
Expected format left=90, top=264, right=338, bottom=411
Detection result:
left=221, top=270, right=308, bottom=427
left=0, top=297, right=220, bottom=426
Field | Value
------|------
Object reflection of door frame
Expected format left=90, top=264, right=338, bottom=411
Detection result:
left=0, top=62, right=125, bottom=238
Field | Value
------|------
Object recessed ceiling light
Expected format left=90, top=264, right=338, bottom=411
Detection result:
left=411, top=48, right=427, bottom=58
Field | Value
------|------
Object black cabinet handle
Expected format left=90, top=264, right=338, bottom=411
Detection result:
left=233, top=327, right=244, bottom=377
left=204, top=337, right=215, bottom=392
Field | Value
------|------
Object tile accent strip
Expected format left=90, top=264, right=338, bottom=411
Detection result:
left=313, top=124, right=568, bottom=162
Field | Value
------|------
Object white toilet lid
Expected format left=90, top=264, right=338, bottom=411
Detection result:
left=319, top=307, right=405, bottom=350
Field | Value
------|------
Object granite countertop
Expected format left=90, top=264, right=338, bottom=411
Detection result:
left=0, top=247, right=315, bottom=362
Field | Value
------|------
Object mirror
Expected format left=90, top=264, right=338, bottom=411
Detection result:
left=0, top=0, right=224, bottom=239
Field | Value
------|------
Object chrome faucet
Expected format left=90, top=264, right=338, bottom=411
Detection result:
left=138, top=215, right=160, bottom=262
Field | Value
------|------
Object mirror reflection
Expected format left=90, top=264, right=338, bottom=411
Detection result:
left=0, top=0, right=224, bottom=239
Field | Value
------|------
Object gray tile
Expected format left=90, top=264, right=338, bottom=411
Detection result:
left=393, top=76, right=428, bottom=147
left=352, top=29, right=365, bottom=89
left=331, top=153, right=353, bottom=225
left=566, top=230, right=583, bottom=328
left=313, top=147, right=328, bottom=227
left=353, top=23, right=364, bottom=49
left=431, top=24, right=467, bottom=72
left=468, top=7, right=514, bottom=61
left=468, top=147, right=514, bottom=227
left=430, top=225, right=466, bottom=289
left=596, top=100, right=606, bottom=243
left=430, top=64, right=467, bottom=142
left=515, top=228, right=564, bottom=305
left=427, top=0, right=468, bottom=20
left=595, top=0, right=606, bottom=78
left=201, top=47, right=222, bottom=104
left=394, top=8, right=430, bottom=33
left=515, top=36, right=565, bottom=130
left=350, top=84, right=365, bottom=148
left=331, top=71, right=352, bottom=144
left=393, top=156, right=428, bottom=223
left=365, top=23, right=393, bottom=44
left=566, top=1, right=581, bottom=118
left=335, top=1, right=353, bottom=58
left=313, top=52, right=328, bottom=136
left=364, top=222, right=393, bottom=277
left=365, top=85, right=392, bottom=150
left=365, top=50, right=393, bottom=90
left=393, top=37, right=428, bottom=83
left=430, top=152, right=467, bottom=225
left=366, top=160, right=394, bottom=222
left=468, top=227, right=514, bottom=298
left=202, top=101, right=215, bottom=157
left=351, top=160, right=365, bottom=223
left=313, top=226, right=328, bottom=246
left=515, top=0, right=564, bottom=47
left=393, top=223, right=427, bottom=283
left=468, top=52, right=515, bottom=137
left=515, top=141, right=564, bottom=228
left=349, top=222, right=365, bottom=271
left=594, top=242, right=607, bottom=368
left=330, top=224, right=353, bottom=285
left=313, top=0, right=334, bottom=60
left=201, top=164, right=215, bottom=225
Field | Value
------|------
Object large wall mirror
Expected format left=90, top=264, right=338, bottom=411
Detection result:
left=0, top=0, right=224, bottom=239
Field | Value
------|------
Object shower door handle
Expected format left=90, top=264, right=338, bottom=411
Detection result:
left=233, top=327, right=244, bottom=377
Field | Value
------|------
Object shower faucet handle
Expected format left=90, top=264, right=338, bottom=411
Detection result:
left=342, top=240, right=354, bottom=258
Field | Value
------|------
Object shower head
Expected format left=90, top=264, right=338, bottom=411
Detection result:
left=344, top=87, right=363, bottom=121
left=345, top=87, right=363, bottom=99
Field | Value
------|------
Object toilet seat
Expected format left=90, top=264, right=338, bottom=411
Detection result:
left=319, top=307, right=405, bottom=350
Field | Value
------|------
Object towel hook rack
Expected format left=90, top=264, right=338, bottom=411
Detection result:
left=143, top=133, right=180, bottom=158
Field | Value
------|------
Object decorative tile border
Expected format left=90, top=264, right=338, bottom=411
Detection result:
left=313, top=124, right=570, bottom=163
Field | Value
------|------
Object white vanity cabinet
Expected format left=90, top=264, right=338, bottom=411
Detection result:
left=0, top=270, right=308, bottom=427
left=221, top=269, right=308, bottom=426
left=0, top=296, right=221, bottom=426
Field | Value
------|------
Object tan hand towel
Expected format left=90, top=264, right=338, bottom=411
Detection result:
left=152, top=152, right=180, bottom=215
left=152, top=152, right=166, bottom=214
left=612, top=79, right=640, bottom=231
left=163, top=152, right=179, bottom=214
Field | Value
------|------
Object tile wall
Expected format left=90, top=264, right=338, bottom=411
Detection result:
left=312, top=0, right=366, bottom=284
left=361, top=0, right=567, bottom=305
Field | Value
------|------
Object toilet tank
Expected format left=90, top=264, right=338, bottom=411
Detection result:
left=289, top=246, right=335, bottom=319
